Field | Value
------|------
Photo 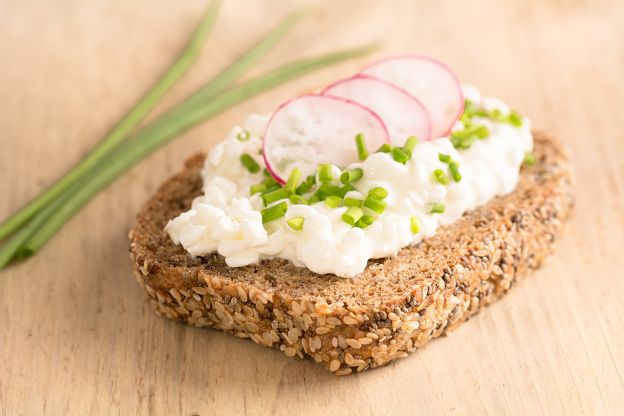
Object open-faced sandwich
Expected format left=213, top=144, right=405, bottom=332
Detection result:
left=129, top=55, right=573, bottom=375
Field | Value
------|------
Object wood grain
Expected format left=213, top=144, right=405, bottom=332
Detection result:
left=1, top=0, right=623, bottom=414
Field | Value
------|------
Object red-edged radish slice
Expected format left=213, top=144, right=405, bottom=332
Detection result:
left=263, top=94, right=389, bottom=184
left=322, top=74, right=432, bottom=143
left=361, top=55, right=464, bottom=138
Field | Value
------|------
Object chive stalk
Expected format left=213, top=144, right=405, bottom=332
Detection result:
left=363, top=196, right=386, bottom=214
left=0, top=0, right=223, bottom=241
left=286, top=216, right=305, bottom=230
left=343, top=197, right=363, bottom=207
left=262, top=187, right=291, bottom=205
left=340, top=168, right=363, bottom=184
left=342, top=206, right=363, bottom=226
left=289, top=194, right=308, bottom=205
left=523, top=152, right=536, bottom=166
left=355, top=214, right=374, bottom=228
left=368, top=187, right=388, bottom=200
left=355, top=133, right=369, bottom=160
left=250, top=184, right=267, bottom=195
left=236, top=129, right=251, bottom=141
left=410, top=216, right=421, bottom=234
left=240, top=153, right=261, bottom=173
left=0, top=44, right=377, bottom=265
left=261, top=202, right=288, bottom=223
left=392, top=147, right=410, bottom=164
left=429, top=202, right=446, bottom=214
left=449, top=162, right=462, bottom=182
left=324, top=195, right=342, bottom=208
left=318, top=164, right=333, bottom=183
left=433, top=169, right=449, bottom=185
left=284, top=167, right=302, bottom=192
left=403, top=135, right=418, bottom=155
left=376, top=143, right=392, bottom=153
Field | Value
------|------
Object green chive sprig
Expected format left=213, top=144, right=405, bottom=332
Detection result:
left=342, top=207, right=363, bottom=226
left=236, top=129, right=251, bottom=141
left=287, top=216, right=305, bottom=230
left=240, top=153, right=261, bottom=173
left=429, top=202, right=446, bottom=214
left=0, top=22, right=377, bottom=267
left=262, top=202, right=288, bottom=223
left=410, top=216, right=421, bottom=234
left=355, top=133, right=369, bottom=161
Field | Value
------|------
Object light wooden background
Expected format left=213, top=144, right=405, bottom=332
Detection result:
left=1, top=0, right=623, bottom=415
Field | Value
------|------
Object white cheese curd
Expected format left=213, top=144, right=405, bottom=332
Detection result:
left=165, top=86, right=533, bottom=278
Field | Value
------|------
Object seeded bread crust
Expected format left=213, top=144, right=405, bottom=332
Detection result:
left=129, top=131, right=573, bottom=375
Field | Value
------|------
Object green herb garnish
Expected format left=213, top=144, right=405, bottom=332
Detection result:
left=286, top=216, right=305, bottom=230
left=240, top=153, right=261, bottom=173
left=342, top=206, right=363, bottom=226
left=262, top=202, right=288, bottom=223
left=355, top=133, right=369, bottom=161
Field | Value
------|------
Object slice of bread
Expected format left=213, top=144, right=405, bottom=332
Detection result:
left=129, top=131, right=573, bottom=375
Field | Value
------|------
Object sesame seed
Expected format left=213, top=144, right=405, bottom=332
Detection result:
left=346, top=339, right=362, bottom=349
left=343, top=316, right=359, bottom=325
left=329, top=360, right=341, bottom=372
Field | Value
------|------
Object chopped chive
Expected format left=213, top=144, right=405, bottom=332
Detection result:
left=464, top=99, right=476, bottom=113
left=240, top=153, right=261, bottom=173
left=324, top=195, right=342, bottom=208
left=342, top=206, right=363, bottom=226
left=296, top=174, right=316, bottom=193
left=261, top=183, right=280, bottom=195
left=449, top=162, right=462, bottom=182
left=343, top=197, right=363, bottom=207
left=410, top=216, right=421, bottom=234
left=295, top=182, right=312, bottom=195
left=368, top=186, right=388, bottom=200
left=403, top=135, right=418, bottom=155
left=318, top=164, right=333, bottom=182
left=308, top=194, right=320, bottom=204
left=263, top=168, right=271, bottom=177
left=490, top=108, right=507, bottom=123
left=363, top=196, right=386, bottom=214
left=284, top=167, right=302, bottom=192
left=392, top=147, right=410, bottom=164
left=355, top=133, right=369, bottom=160
left=475, top=125, right=489, bottom=139
left=429, top=202, right=445, bottom=214
left=433, top=169, right=449, bottom=185
left=340, top=168, right=363, bottom=184
left=262, top=187, right=291, bottom=205
left=355, top=214, right=374, bottom=228
left=508, top=111, right=523, bottom=127
left=250, top=183, right=267, bottom=195
left=261, top=201, right=288, bottom=223
left=318, top=182, right=340, bottom=196
left=286, top=216, right=305, bottom=230
left=236, top=129, right=251, bottom=142
left=376, top=143, right=392, bottom=153
left=289, top=194, right=308, bottom=205
left=336, top=184, right=355, bottom=198
left=438, top=153, right=452, bottom=163
left=523, top=151, right=536, bottom=166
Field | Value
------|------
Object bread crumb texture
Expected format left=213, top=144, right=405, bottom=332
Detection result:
left=129, top=131, right=573, bottom=375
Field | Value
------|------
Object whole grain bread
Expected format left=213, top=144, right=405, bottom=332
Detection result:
left=129, top=131, right=573, bottom=375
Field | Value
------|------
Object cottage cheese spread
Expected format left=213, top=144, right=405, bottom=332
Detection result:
left=165, top=86, right=533, bottom=277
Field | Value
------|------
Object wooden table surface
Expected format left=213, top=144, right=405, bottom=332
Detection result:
left=1, top=0, right=623, bottom=414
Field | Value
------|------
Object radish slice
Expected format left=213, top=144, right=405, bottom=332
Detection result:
left=263, top=94, right=389, bottom=183
left=322, top=74, right=432, bottom=143
left=361, top=55, right=464, bottom=138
